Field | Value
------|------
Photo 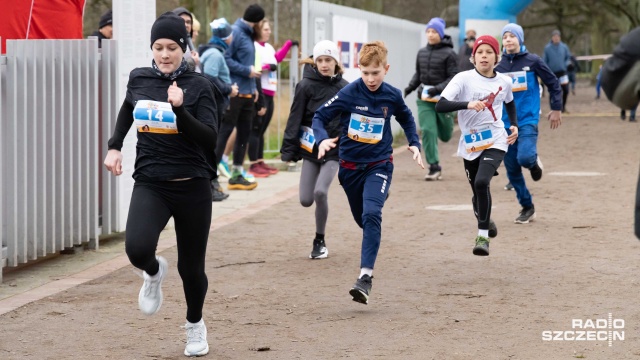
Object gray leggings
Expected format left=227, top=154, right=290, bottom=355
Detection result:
left=299, top=159, right=339, bottom=234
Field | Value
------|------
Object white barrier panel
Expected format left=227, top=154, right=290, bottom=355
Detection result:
left=1, top=39, right=106, bottom=273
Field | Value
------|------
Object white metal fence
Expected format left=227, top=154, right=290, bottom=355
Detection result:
left=0, top=38, right=117, bottom=280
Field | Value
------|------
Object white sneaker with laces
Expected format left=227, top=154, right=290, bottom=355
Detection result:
left=184, top=319, right=209, bottom=357
left=138, top=255, right=168, bottom=315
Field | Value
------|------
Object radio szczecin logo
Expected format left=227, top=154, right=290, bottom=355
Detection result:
left=542, top=313, right=624, bottom=346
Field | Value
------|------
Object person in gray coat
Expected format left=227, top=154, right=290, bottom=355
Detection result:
left=543, top=30, right=572, bottom=112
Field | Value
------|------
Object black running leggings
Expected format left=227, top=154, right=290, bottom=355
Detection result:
left=248, top=94, right=274, bottom=161
left=216, top=96, right=255, bottom=166
left=125, top=178, right=212, bottom=323
left=463, top=148, right=505, bottom=230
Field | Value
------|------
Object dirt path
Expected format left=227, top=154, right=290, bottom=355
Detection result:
left=1, top=82, right=640, bottom=360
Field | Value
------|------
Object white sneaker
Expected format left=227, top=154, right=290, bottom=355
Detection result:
left=138, top=255, right=168, bottom=315
left=184, top=319, right=209, bottom=357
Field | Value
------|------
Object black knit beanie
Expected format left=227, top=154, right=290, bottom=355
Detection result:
left=150, top=12, right=188, bottom=53
left=99, top=9, right=112, bottom=29
left=243, top=4, right=265, bottom=23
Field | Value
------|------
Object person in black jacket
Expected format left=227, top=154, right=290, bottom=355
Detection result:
left=600, top=26, right=640, bottom=238
left=280, top=40, right=348, bottom=259
left=404, top=17, right=458, bottom=181
left=89, top=9, right=112, bottom=48
left=103, top=12, right=216, bottom=357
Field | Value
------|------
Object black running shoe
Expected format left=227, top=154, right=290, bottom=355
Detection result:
left=424, top=164, right=442, bottom=181
left=349, top=275, right=372, bottom=305
left=515, top=206, right=536, bottom=224
left=504, top=182, right=514, bottom=191
left=473, top=236, right=490, bottom=256
left=228, top=174, right=258, bottom=190
left=211, top=180, right=229, bottom=202
left=529, top=157, right=543, bottom=181
left=309, top=238, right=328, bottom=259
left=488, top=220, right=498, bottom=238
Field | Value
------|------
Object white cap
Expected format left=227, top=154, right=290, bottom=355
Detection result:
left=313, top=40, right=340, bottom=64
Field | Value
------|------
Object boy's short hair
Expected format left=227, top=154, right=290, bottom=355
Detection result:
left=359, top=41, right=388, bottom=67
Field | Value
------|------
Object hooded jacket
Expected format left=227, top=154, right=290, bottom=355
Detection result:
left=280, top=64, right=348, bottom=163
left=225, top=19, right=256, bottom=95
left=496, top=48, right=563, bottom=127
left=406, top=35, right=458, bottom=95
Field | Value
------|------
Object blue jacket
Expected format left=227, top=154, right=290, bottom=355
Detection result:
left=225, top=19, right=256, bottom=95
left=496, top=50, right=563, bottom=127
left=312, top=79, right=420, bottom=163
left=543, top=41, right=571, bottom=74
left=201, top=42, right=231, bottom=85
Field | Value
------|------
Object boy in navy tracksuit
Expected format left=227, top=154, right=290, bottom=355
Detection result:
left=495, top=23, right=563, bottom=224
left=313, top=41, right=423, bottom=305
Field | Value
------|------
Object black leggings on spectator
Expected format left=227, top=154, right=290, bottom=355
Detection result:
left=248, top=94, right=274, bottom=161
left=125, top=178, right=212, bottom=323
left=215, top=96, right=255, bottom=167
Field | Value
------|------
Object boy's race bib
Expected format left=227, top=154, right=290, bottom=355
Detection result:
left=299, top=126, right=315, bottom=153
left=133, top=100, right=178, bottom=134
left=505, top=71, right=528, bottom=92
left=421, top=85, right=440, bottom=103
left=347, top=113, right=384, bottom=144
left=463, top=126, right=494, bottom=153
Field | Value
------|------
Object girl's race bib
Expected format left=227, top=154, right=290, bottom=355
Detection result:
left=268, top=70, right=277, bottom=86
left=133, top=100, right=178, bottom=134
left=347, top=113, right=384, bottom=144
left=299, top=126, right=315, bottom=153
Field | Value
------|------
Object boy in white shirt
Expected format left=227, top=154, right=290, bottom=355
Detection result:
left=435, top=35, right=519, bottom=256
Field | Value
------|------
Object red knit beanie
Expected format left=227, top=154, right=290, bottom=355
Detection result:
left=472, top=35, right=499, bottom=56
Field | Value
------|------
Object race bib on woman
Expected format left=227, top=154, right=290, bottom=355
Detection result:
left=347, top=113, right=384, bottom=144
left=133, top=100, right=178, bottom=134
left=463, top=126, right=494, bottom=153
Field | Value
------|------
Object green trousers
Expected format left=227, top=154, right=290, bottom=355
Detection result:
left=416, top=100, right=454, bottom=165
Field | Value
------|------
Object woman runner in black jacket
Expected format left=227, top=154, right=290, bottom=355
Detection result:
left=103, top=12, right=217, bottom=357
left=280, top=40, right=348, bottom=259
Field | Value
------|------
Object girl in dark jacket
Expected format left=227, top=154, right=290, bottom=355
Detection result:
left=280, top=40, right=348, bottom=259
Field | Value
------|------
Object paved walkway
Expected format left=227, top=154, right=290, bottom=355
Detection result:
left=0, top=166, right=302, bottom=315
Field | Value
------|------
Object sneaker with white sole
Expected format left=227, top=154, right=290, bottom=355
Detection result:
left=217, top=160, right=231, bottom=178
left=241, top=169, right=256, bottom=183
left=530, top=156, right=543, bottom=181
left=424, top=164, right=442, bottom=181
left=138, top=255, right=168, bottom=315
left=349, top=275, right=372, bottom=305
left=515, top=206, right=536, bottom=224
left=309, top=238, right=328, bottom=259
left=184, top=319, right=209, bottom=357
